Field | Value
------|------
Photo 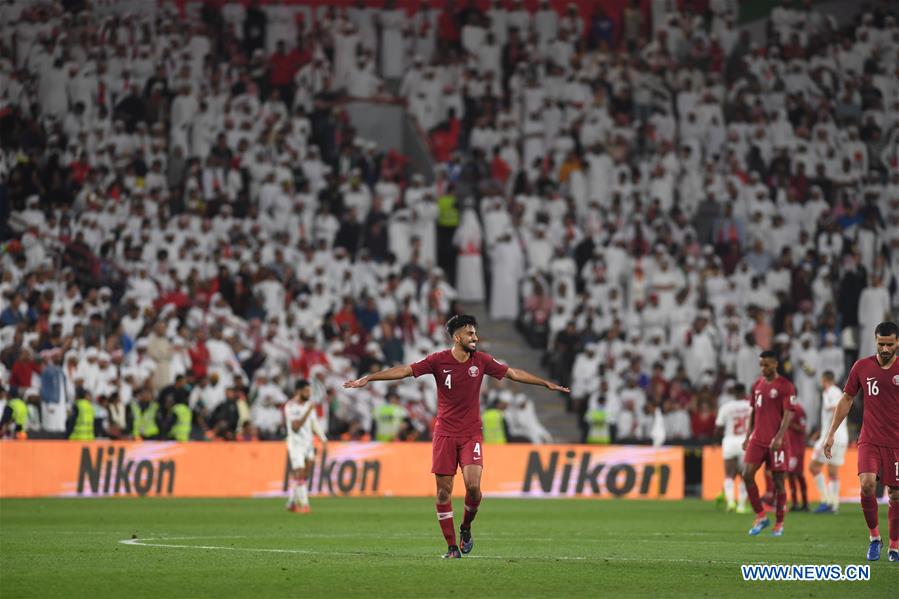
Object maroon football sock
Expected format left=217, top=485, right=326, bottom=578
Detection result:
left=746, top=482, right=764, bottom=516
left=889, top=499, right=899, bottom=549
left=775, top=491, right=786, bottom=525
left=436, top=502, right=457, bottom=547
left=860, top=494, right=880, bottom=536
left=788, top=476, right=798, bottom=506
left=461, top=493, right=481, bottom=529
left=764, top=472, right=775, bottom=499
left=797, top=476, right=808, bottom=507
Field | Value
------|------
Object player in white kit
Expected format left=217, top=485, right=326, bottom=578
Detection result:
left=285, top=380, right=327, bottom=513
left=715, top=383, right=752, bottom=513
left=809, top=371, right=848, bottom=513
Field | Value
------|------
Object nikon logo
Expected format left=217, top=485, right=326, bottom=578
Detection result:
left=522, top=450, right=670, bottom=496
left=77, top=447, right=175, bottom=496
left=283, top=447, right=380, bottom=495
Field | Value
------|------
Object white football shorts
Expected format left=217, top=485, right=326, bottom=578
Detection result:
left=811, top=439, right=847, bottom=466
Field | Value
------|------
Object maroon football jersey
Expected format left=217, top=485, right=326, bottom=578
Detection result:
left=844, top=356, right=899, bottom=448
left=750, top=375, right=797, bottom=447
left=411, top=349, right=509, bottom=436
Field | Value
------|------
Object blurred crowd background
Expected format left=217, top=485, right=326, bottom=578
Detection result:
left=1, top=0, right=897, bottom=446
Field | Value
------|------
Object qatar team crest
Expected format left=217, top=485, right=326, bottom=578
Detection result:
left=893, top=375, right=899, bottom=386
left=468, top=365, right=479, bottom=378
left=769, top=388, right=778, bottom=398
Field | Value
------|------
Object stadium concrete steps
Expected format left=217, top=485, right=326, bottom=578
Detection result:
left=460, top=302, right=579, bottom=443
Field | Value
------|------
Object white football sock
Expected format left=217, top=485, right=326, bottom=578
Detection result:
left=287, top=478, right=297, bottom=506
left=814, top=473, right=827, bottom=504
left=828, top=480, right=840, bottom=507
left=298, top=480, right=309, bottom=508
left=724, top=478, right=735, bottom=505
left=738, top=480, right=747, bottom=508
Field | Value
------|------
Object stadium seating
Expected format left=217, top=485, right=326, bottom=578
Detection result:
left=1, top=0, right=897, bottom=448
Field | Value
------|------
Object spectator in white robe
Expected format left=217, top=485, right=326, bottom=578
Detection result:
left=333, top=21, right=360, bottom=91
left=818, top=333, right=844, bottom=384
left=793, top=332, right=821, bottom=430
left=453, top=203, right=485, bottom=302
left=857, top=275, right=892, bottom=358
left=378, top=0, right=406, bottom=79
left=346, top=53, right=382, bottom=98
left=489, top=232, right=525, bottom=320
left=412, top=193, right=439, bottom=268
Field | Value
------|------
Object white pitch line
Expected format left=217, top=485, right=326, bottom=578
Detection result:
left=119, top=536, right=750, bottom=565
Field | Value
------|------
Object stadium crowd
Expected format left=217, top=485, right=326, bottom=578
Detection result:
left=1, top=0, right=898, bottom=448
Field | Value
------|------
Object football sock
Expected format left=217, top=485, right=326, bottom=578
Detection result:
left=297, top=478, right=309, bottom=508
left=889, top=499, right=899, bottom=549
left=775, top=491, right=786, bottom=525
left=788, top=476, right=798, bottom=507
left=798, top=476, right=808, bottom=507
left=287, top=477, right=297, bottom=505
left=861, top=494, right=879, bottom=536
left=828, top=480, right=840, bottom=507
left=738, top=480, right=747, bottom=509
left=436, top=502, right=457, bottom=547
left=746, top=482, right=764, bottom=516
left=724, top=478, right=735, bottom=505
left=462, top=493, right=480, bottom=529
left=813, top=473, right=827, bottom=504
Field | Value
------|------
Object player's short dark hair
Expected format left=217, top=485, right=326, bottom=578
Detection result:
left=759, top=350, right=777, bottom=360
left=733, top=383, right=746, bottom=396
left=874, top=321, right=899, bottom=338
left=446, top=314, right=477, bottom=338
left=294, top=379, right=310, bottom=391
left=822, top=370, right=835, bottom=381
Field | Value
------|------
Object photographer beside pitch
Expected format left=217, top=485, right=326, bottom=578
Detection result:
left=822, top=321, right=899, bottom=562
left=343, top=315, right=569, bottom=559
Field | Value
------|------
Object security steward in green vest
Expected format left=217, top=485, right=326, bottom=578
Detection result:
left=167, top=399, right=192, bottom=442
left=482, top=398, right=508, bottom=444
left=2, top=391, right=30, bottom=439
left=373, top=392, right=407, bottom=442
left=128, top=389, right=161, bottom=440
left=67, top=392, right=96, bottom=441
left=585, top=406, right=610, bottom=444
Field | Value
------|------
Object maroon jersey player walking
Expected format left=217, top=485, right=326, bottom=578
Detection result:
left=343, top=315, right=569, bottom=559
left=742, top=350, right=798, bottom=537
left=823, top=321, right=899, bottom=562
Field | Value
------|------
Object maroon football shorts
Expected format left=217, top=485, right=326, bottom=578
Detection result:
left=431, top=434, right=484, bottom=475
left=857, top=442, right=899, bottom=487
left=788, top=445, right=805, bottom=474
left=744, top=439, right=789, bottom=473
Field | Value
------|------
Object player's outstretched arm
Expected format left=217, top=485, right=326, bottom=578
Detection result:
left=505, top=367, right=570, bottom=393
left=343, top=365, right=413, bottom=389
left=822, top=392, right=853, bottom=459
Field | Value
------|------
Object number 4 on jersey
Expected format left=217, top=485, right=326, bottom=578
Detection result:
left=444, top=374, right=452, bottom=389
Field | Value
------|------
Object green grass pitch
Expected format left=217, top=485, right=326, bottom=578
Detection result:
left=0, top=498, right=894, bottom=597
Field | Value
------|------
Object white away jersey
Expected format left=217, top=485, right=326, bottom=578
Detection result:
left=716, top=399, right=753, bottom=440
left=820, top=385, right=848, bottom=444
left=284, top=400, right=326, bottom=447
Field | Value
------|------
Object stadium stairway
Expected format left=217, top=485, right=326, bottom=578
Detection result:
left=460, top=302, right=578, bottom=443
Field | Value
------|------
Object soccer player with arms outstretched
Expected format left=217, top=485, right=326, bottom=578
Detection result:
left=742, top=350, right=797, bottom=537
left=823, top=321, right=899, bottom=562
left=343, top=315, right=569, bottom=559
